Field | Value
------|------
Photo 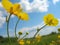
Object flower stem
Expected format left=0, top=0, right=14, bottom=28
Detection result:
left=30, top=24, right=46, bottom=45
left=15, top=19, right=20, bottom=39
left=6, top=14, right=12, bottom=45
left=21, top=35, right=27, bottom=39
left=34, top=24, right=46, bottom=38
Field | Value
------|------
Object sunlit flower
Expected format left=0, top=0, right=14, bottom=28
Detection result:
left=44, top=14, right=54, bottom=26
left=12, top=3, right=22, bottom=15
left=50, top=41, right=56, bottom=45
left=26, top=40, right=30, bottom=44
left=17, top=12, right=29, bottom=21
left=51, top=41, right=56, bottom=44
left=2, top=0, right=13, bottom=13
left=52, top=41, right=55, bottom=43
left=2, top=0, right=22, bottom=14
left=19, top=39, right=24, bottom=45
left=51, top=18, right=58, bottom=26
left=2, top=0, right=29, bottom=21
left=56, top=40, right=60, bottom=44
left=44, top=14, right=58, bottom=26
left=49, top=43, right=54, bottom=45
left=35, top=34, right=41, bottom=39
left=58, top=35, right=60, bottom=39
left=35, top=34, right=41, bottom=42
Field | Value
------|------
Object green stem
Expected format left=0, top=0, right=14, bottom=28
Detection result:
left=34, top=24, right=46, bottom=38
left=19, top=35, right=20, bottom=39
left=30, top=24, right=46, bottom=45
left=6, top=14, right=11, bottom=45
left=15, top=19, right=20, bottom=38
left=21, top=35, right=27, bottom=39
left=17, top=35, right=21, bottom=42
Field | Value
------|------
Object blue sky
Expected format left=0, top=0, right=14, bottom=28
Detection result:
left=0, top=0, right=60, bottom=37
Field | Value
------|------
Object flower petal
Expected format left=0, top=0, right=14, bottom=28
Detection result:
left=2, top=0, right=13, bottom=12
left=17, top=12, right=29, bottom=21
left=13, top=3, right=22, bottom=15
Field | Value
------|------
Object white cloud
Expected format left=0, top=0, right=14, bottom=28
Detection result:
left=17, top=22, right=44, bottom=33
left=0, top=3, right=6, bottom=27
left=0, top=2, right=3, bottom=7
left=19, top=0, right=32, bottom=12
left=31, top=0, right=49, bottom=12
left=19, top=0, right=49, bottom=12
left=11, top=15, right=15, bottom=18
left=53, top=0, right=60, bottom=5
left=57, top=19, right=60, bottom=25
left=0, top=3, right=7, bottom=27
left=0, top=11, right=5, bottom=27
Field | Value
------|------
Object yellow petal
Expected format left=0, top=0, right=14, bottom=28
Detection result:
left=13, top=3, right=22, bottom=15
left=44, top=14, right=54, bottom=26
left=2, top=0, right=13, bottom=12
left=44, top=14, right=54, bottom=23
left=44, top=14, right=58, bottom=26
left=58, top=35, right=60, bottom=39
left=51, top=18, right=58, bottom=26
left=19, top=39, right=24, bottom=45
left=13, top=3, right=20, bottom=11
left=17, top=12, right=29, bottom=21
left=26, top=40, right=30, bottom=44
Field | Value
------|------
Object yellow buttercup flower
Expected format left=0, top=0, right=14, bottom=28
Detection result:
left=2, top=0, right=13, bottom=13
left=51, top=18, right=58, bottom=26
left=19, top=39, right=24, bottom=45
left=58, top=35, right=60, bottom=39
left=35, top=34, right=41, bottom=42
left=44, top=14, right=54, bottom=25
left=44, top=14, right=58, bottom=26
left=50, top=43, right=54, bottom=45
left=2, top=0, right=29, bottom=21
left=13, top=3, right=22, bottom=15
left=2, top=0, right=22, bottom=14
left=51, top=41, right=56, bottom=44
left=17, top=12, right=29, bottom=21
left=26, top=40, right=30, bottom=44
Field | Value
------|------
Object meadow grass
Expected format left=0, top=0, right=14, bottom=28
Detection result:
left=0, top=33, right=60, bottom=45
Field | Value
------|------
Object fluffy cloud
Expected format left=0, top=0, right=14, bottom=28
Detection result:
left=17, top=22, right=44, bottom=33
left=0, top=2, right=3, bottom=7
left=0, top=0, right=60, bottom=13
left=19, top=0, right=49, bottom=12
left=0, top=3, right=6, bottom=27
left=53, top=0, right=60, bottom=5
left=0, top=11, right=5, bottom=27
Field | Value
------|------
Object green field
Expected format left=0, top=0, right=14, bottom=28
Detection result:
left=0, top=33, right=60, bottom=45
